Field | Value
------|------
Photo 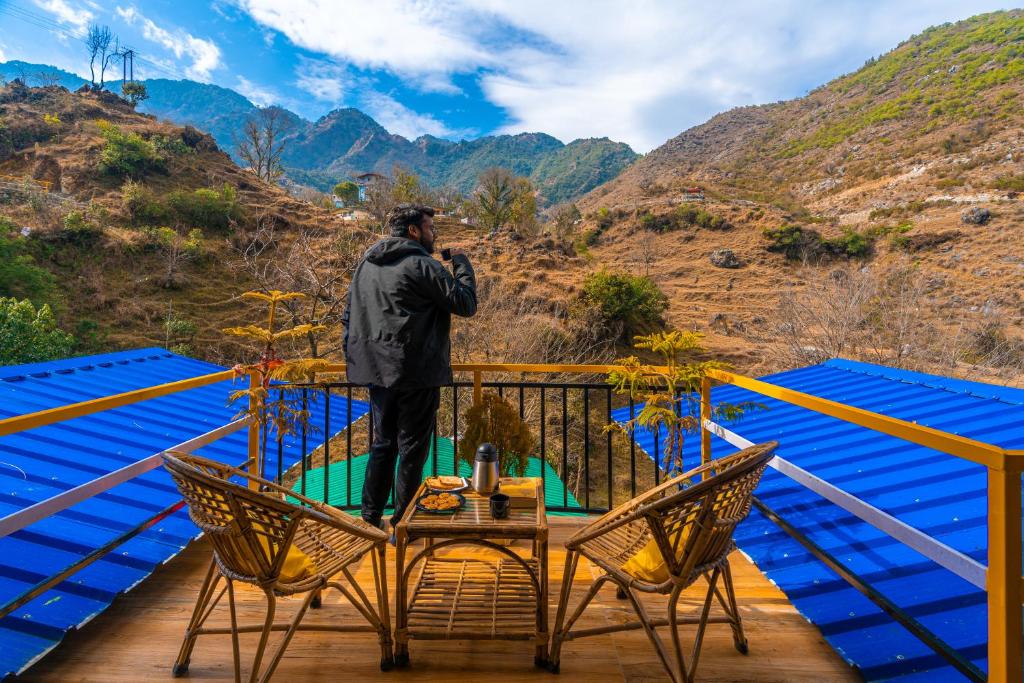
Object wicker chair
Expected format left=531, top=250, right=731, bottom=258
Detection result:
left=162, top=451, right=393, bottom=682
left=549, top=441, right=777, bottom=682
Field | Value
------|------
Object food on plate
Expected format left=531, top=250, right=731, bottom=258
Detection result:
left=419, top=492, right=461, bottom=511
left=425, top=475, right=465, bottom=491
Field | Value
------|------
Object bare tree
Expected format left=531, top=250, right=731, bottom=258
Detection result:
left=85, top=25, right=119, bottom=89
left=237, top=107, right=288, bottom=183
left=237, top=216, right=372, bottom=358
left=363, top=175, right=395, bottom=234
left=34, top=71, right=63, bottom=88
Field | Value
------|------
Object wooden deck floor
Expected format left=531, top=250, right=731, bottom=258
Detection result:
left=20, top=519, right=860, bottom=682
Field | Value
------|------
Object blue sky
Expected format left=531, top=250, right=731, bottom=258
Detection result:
left=0, top=0, right=1015, bottom=151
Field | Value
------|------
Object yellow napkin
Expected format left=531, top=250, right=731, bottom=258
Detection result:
left=498, top=479, right=537, bottom=498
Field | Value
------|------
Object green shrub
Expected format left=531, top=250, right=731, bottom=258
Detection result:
left=152, top=134, right=191, bottom=157
left=61, top=210, right=103, bottom=246
left=993, top=174, right=1024, bottom=192
left=165, top=184, right=240, bottom=231
left=639, top=204, right=731, bottom=233
left=824, top=229, right=873, bottom=258
left=579, top=270, right=668, bottom=340
left=122, top=181, right=169, bottom=224
left=0, top=233, right=55, bottom=305
left=0, top=297, right=73, bottom=365
left=764, top=224, right=877, bottom=260
left=97, top=122, right=165, bottom=178
left=763, top=224, right=823, bottom=260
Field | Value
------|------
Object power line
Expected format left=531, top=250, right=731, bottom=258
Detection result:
left=0, top=1, right=190, bottom=83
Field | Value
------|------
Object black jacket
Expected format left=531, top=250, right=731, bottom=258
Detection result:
left=342, top=237, right=477, bottom=388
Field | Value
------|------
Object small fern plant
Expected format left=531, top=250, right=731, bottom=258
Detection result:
left=607, top=330, right=760, bottom=475
left=223, top=290, right=331, bottom=444
left=458, top=393, right=535, bottom=477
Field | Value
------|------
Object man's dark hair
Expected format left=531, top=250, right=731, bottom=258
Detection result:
left=388, top=203, right=435, bottom=237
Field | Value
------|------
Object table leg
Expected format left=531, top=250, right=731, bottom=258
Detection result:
left=394, top=529, right=410, bottom=667
left=535, top=535, right=549, bottom=667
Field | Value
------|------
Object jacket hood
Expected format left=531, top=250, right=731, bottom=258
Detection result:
left=364, top=237, right=429, bottom=266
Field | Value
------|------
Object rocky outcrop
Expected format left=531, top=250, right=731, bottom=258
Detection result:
left=961, top=207, right=991, bottom=225
left=709, top=248, right=742, bottom=268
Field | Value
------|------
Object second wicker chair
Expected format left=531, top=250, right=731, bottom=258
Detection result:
left=549, top=441, right=777, bottom=682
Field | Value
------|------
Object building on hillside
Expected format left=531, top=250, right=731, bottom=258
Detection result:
left=353, top=172, right=387, bottom=202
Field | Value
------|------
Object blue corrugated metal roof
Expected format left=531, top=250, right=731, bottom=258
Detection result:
left=613, top=358, right=1023, bottom=681
left=0, top=348, right=369, bottom=677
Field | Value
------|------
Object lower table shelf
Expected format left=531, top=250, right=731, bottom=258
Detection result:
left=407, top=556, right=541, bottom=640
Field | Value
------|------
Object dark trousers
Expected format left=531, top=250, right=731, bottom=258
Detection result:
left=361, top=385, right=440, bottom=527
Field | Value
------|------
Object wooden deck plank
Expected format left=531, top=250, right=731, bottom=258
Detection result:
left=18, top=519, right=860, bottom=682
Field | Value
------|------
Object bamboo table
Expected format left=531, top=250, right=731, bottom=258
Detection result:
left=393, top=477, right=549, bottom=668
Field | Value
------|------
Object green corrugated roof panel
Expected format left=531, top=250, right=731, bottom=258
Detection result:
left=291, top=437, right=584, bottom=515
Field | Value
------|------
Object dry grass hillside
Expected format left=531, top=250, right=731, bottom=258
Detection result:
left=574, top=10, right=1024, bottom=383
left=0, top=81, right=350, bottom=363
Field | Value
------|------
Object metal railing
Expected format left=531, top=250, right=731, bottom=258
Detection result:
left=0, top=361, right=1020, bottom=681
left=282, top=379, right=633, bottom=514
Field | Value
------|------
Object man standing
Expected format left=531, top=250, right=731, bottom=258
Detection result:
left=343, top=204, right=477, bottom=532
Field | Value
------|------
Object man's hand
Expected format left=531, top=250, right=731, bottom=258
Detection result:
left=447, top=247, right=467, bottom=258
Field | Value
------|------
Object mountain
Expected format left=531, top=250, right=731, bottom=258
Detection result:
left=582, top=10, right=1024, bottom=211
left=573, top=10, right=1024, bottom=379
left=0, top=61, right=638, bottom=205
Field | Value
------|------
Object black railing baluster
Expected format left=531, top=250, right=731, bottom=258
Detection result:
left=301, top=387, right=308, bottom=496
left=260, top=396, right=269, bottom=482
left=561, top=386, right=568, bottom=509
left=323, top=387, right=330, bottom=506
left=346, top=385, right=352, bottom=508
left=606, top=385, right=612, bottom=510
left=452, top=384, right=459, bottom=475
left=539, top=386, right=546, bottom=497
left=277, top=389, right=284, bottom=484
left=498, top=384, right=504, bottom=399
left=653, top=423, right=660, bottom=486
left=629, top=395, right=636, bottom=499
left=519, top=384, right=524, bottom=421
left=583, top=387, right=590, bottom=511
left=368, top=387, right=374, bottom=458
left=432, top=414, right=439, bottom=476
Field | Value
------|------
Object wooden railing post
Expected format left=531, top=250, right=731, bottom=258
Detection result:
left=988, top=465, right=1023, bottom=683
left=473, top=370, right=483, bottom=407
left=247, top=371, right=261, bottom=490
left=700, top=376, right=712, bottom=465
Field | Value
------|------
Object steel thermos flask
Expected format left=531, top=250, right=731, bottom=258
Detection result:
left=471, top=443, right=499, bottom=494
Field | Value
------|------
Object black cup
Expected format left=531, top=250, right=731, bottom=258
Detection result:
left=489, top=492, right=510, bottom=519
left=441, top=248, right=452, bottom=261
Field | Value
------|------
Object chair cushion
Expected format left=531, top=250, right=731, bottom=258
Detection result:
left=253, top=526, right=316, bottom=584
left=620, top=527, right=689, bottom=584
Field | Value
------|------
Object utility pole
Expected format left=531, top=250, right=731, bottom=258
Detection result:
left=119, top=48, right=136, bottom=86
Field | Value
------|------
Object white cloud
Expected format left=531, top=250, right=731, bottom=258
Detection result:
left=361, top=92, right=456, bottom=140
left=0, top=44, right=6, bottom=63
left=32, top=0, right=94, bottom=35
left=116, top=6, right=222, bottom=81
left=295, top=59, right=348, bottom=103
left=236, top=0, right=1012, bottom=152
left=235, top=76, right=278, bottom=107
left=236, top=0, right=493, bottom=76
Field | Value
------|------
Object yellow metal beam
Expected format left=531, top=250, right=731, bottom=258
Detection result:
left=321, top=362, right=673, bottom=375
left=706, top=368, right=1011, bottom=471
left=247, top=371, right=261, bottom=491
left=0, top=370, right=236, bottom=438
left=988, top=468, right=1023, bottom=683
